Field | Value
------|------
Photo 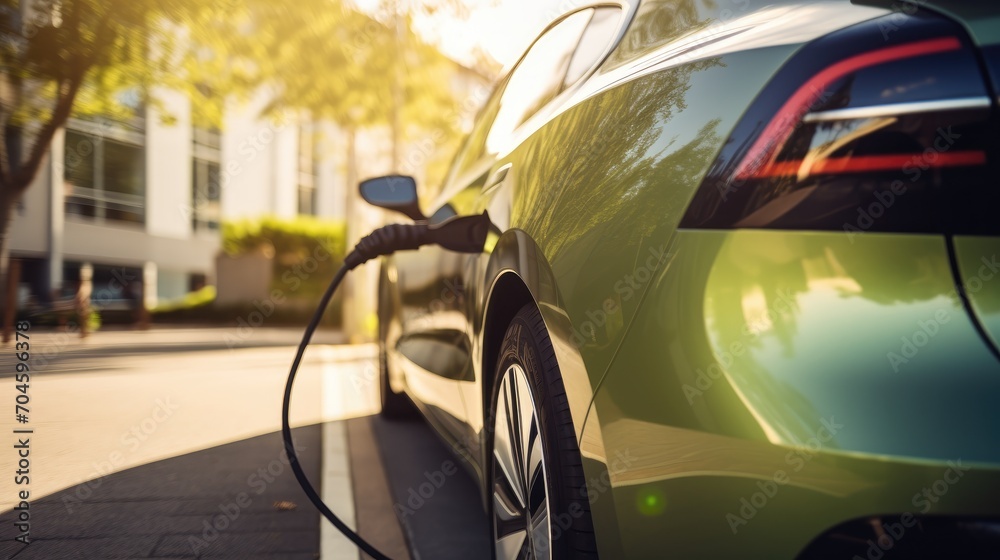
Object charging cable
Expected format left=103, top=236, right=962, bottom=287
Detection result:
left=281, top=212, right=491, bottom=560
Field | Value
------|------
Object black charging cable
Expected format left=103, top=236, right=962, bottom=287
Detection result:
left=281, top=212, right=491, bottom=560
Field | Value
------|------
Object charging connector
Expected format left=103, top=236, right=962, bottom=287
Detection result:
left=345, top=212, right=493, bottom=269
left=281, top=212, right=491, bottom=560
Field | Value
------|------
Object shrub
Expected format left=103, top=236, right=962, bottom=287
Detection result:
left=151, top=286, right=217, bottom=313
left=221, top=215, right=347, bottom=299
left=151, top=216, right=347, bottom=328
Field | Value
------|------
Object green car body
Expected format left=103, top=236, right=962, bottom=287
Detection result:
left=376, top=1, right=1000, bottom=557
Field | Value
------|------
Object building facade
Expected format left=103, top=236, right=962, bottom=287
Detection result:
left=7, top=88, right=350, bottom=312
left=8, top=63, right=491, bottom=321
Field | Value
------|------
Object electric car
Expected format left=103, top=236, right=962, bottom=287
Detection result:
left=362, top=1, right=1000, bottom=558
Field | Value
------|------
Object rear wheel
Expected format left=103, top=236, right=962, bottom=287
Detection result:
left=489, top=304, right=597, bottom=559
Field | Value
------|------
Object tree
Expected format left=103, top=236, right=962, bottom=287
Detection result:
left=180, top=0, right=471, bottom=340
left=0, top=0, right=470, bottom=336
left=0, top=0, right=205, bottom=338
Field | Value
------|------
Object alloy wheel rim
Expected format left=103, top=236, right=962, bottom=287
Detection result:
left=492, top=364, right=552, bottom=560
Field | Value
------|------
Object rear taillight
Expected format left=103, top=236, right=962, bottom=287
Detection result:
left=737, top=36, right=971, bottom=180
left=680, top=9, right=998, bottom=235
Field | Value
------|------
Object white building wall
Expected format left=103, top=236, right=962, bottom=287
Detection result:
left=220, top=93, right=275, bottom=219
left=316, top=123, right=345, bottom=219
left=272, top=121, right=298, bottom=219
left=7, top=138, right=53, bottom=255
left=220, top=90, right=308, bottom=220
left=146, top=89, right=193, bottom=240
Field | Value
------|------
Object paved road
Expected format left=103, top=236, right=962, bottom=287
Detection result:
left=1, top=426, right=325, bottom=559
left=0, top=327, right=488, bottom=559
left=369, top=415, right=490, bottom=559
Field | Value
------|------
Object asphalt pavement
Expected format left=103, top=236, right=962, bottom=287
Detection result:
left=0, top=326, right=489, bottom=559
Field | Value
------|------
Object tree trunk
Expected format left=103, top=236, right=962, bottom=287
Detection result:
left=0, top=183, right=22, bottom=342
left=0, top=72, right=84, bottom=339
left=3, top=257, right=22, bottom=343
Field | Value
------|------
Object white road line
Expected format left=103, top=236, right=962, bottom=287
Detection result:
left=321, top=420, right=359, bottom=560
left=320, top=344, right=379, bottom=559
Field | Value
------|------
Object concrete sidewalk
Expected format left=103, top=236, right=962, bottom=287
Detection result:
left=0, top=327, right=488, bottom=559
left=1, top=324, right=348, bottom=355
left=0, top=427, right=326, bottom=559
left=0, top=415, right=491, bottom=560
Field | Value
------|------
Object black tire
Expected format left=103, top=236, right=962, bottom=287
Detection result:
left=488, top=304, right=598, bottom=559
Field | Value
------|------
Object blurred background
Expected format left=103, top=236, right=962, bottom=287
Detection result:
left=0, top=0, right=575, bottom=341
left=0, top=1, right=571, bottom=558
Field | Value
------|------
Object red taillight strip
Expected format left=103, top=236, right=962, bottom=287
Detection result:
left=735, top=36, right=963, bottom=180
left=752, top=150, right=986, bottom=178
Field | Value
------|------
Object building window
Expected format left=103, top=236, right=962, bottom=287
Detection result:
left=192, top=126, right=221, bottom=231
left=64, top=121, right=146, bottom=225
left=297, top=122, right=319, bottom=216
left=62, top=262, right=144, bottom=307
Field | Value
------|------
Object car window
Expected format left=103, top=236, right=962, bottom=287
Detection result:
left=448, top=87, right=503, bottom=186
left=436, top=7, right=611, bottom=203
left=485, top=9, right=592, bottom=153
left=563, top=7, right=622, bottom=87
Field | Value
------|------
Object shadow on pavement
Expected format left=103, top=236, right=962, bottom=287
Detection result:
left=1, top=416, right=490, bottom=560
left=0, top=426, right=322, bottom=560
left=367, top=415, right=491, bottom=560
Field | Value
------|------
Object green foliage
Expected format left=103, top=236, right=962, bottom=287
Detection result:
left=81, top=308, right=101, bottom=332
left=222, top=215, right=346, bottom=259
left=2, top=0, right=470, bottom=182
left=221, top=215, right=347, bottom=298
left=152, top=298, right=342, bottom=328
left=180, top=2, right=465, bottom=136
left=0, top=0, right=479, bottom=328
left=1, top=0, right=212, bottom=127
left=150, top=285, right=217, bottom=313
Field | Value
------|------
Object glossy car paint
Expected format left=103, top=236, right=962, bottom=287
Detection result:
left=375, top=0, right=1000, bottom=557
left=952, top=236, right=1000, bottom=353
left=584, top=230, right=1000, bottom=557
